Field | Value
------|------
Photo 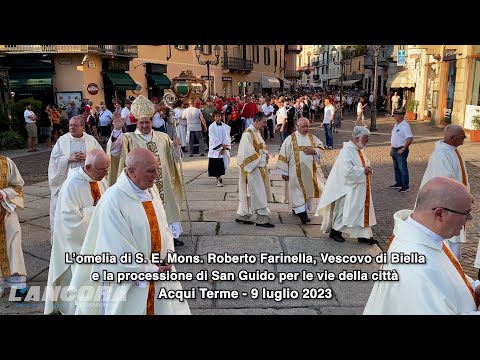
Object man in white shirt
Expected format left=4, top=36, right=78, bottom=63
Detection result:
left=182, top=99, right=207, bottom=157
left=356, top=97, right=367, bottom=126
left=98, top=101, right=113, bottom=138
left=391, top=91, right=400, bottom=115
left=121, top=99, right=134, bottom=132
left=24, top=102, right=38, bottom=152
left=275, top=98, right=288, bottom=143
left=322, top=98, right=335, bottom=150
left=262, top=98, right=275, bottom=140
left=389, top=107, right=413, bottom=193
left=364, top=176, right=479, bottom=315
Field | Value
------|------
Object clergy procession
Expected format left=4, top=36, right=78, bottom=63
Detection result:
left=1, top=93, right=479, bottom=315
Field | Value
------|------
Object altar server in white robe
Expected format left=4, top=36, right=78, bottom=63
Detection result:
left=69, top=149, right=191, bottom=315
left=277, top=117, right=325, bottom=224
left=45, top=149, right=109, bottom=315
left=208, top=110, right=231, bottom=187
left=48, top=116, right=102, bottom=241
left=315, top=126, right=376, bottom=244
left=364, top=177, right=480, bottom=315
left=0, top=156, right=27, bottom=299
left=236, top=112, right=274, bottom=227
left=419, top=125, right=469, bottom=261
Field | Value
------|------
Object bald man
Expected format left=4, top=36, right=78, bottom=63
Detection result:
left=364, top=177, right=478, bottom=315
left=419, top=124, right=469, bottom=260
left=70, top=148, right=191, bottom=315
left=45, top=149, right=110, bottom=314
left=277, top=117, right=325, bottom=224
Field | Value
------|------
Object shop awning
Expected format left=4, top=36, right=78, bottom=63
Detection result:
left=328, top=78, right=361, bottom=86
left=387, top=70, right=415, bottom=88
left=103, top=71, right=137, bottom=91
left=148, top=74, right=171, bottom=89
left=9, top=71, right=52, bottom=91
left=329, top=78, right=340, bottom=86
left=261, top=76, right=280, bottom=88
left=276, top=76, right=292, bottom=86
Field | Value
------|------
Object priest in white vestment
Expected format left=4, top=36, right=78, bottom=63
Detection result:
left=48, top=116, right=102, bottom=241
left=419, top=125, right=469, bottom=262
left=69, top=149, right=191, bottom=315
left=45, top=149, right=109, bottom=315
left=106, top=110, right=125, bottom=187
left=277, top=117, right=325, bottom=224
left=364, top=177, right=479, bottom=315
left=315, top=126, right=376, bottom=244
left=236, top=112, right=274, bottom=227
left=108, top=96, right=185, bottom=247
left=208, top=110, right=231, bottom=187
left=0, top=156, right=27, bottom=299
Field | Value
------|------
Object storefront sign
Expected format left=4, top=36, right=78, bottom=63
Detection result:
left=222, top=77, right=233, bottom=82
left=87, top=83, right=99, bottom=95
left=201, top=75, right=214, bottom=80
left=107, top=59, right=130, bottom=71
left=443, top=48, right=457, bottom=62
left=88, top=61, right=96, bottom=68
left=397, top=50, right=406, bottom=66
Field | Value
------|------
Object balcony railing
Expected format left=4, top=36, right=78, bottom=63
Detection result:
left=0, top=45, right=138, bottom=57
left=0, top=45, right=88, bottom=53
left=88, top=45, right=138, bottom=57
left=222, top=57, right=253, bottom=71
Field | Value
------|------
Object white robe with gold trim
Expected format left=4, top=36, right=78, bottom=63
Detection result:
left=236, top=124, right=273, bottom=216
left=315, top=141, right=376, bottom=238
left=276, top=131, right=325, bottom=213
left=45, top=167, right=107, bottom=315
left=69, top=170, right=191, bottom=315
left=0, top=156, right=26, bottom=289
left=114, top=130, right=183, bottom=235
left=48, top=132, right=102, bottom=239
left=364, top=209, right=478, bottom=315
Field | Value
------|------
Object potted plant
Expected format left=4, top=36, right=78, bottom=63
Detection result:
left=471, top=108, right=480, bottom=142
left=406, top=99, right=419, bottom=121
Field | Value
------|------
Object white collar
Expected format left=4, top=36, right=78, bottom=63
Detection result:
left=79, top=167, right=96, bottom=183
left=405, top=215, right=444, bottom=244
left=69, top=132, right=86, bottom=141
left=127, top=176, right=152, bottom=202
left=134, top=129, right=153, bottom=141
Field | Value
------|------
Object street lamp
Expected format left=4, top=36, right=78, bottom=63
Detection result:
left=194, top=45, right=221, bottom=96
left=369, top=45, right=382, bottom=132
left=331, top=45, right=351, bottom=119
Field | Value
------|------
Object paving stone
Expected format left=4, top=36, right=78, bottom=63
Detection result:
left=180, top=222, right=217, bottom=236
left=320, top=306, right=364, bottom=315
left=20, top=223, right=52, bottom=261
left=18, top=207, right=50, bottom=223
left=218, top=223, right=305, bottom=237
left=23, top=186, right=51, bottom=197
left=186, top=191, right=226, bottom=201
left=25, top=216, right=50, bottom=230
left=183, top=200, right=239, bottom=211
left=186, top=184, right=237, bottom=192
left=22, top=198, right=50, bottom=210
left=197, top=235, right=282, bottom=255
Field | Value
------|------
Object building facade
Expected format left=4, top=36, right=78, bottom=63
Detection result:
left=0, top=44, right=297, bottom=116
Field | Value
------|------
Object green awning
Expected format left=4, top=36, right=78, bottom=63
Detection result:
left=148, top=74, right=171, bottom=89
left=103, top=71, right=137, bottom=91
left=9, top=71, right=52, bottom=92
